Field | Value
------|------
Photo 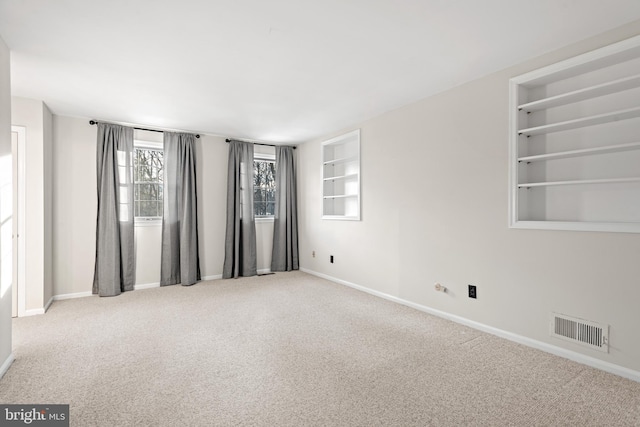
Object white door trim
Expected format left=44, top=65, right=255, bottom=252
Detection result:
left=11, top=126, right=26, bottom=318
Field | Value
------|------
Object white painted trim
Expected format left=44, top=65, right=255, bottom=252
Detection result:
left=199, top=273, right=271, bottom=281
left=300, top=268, right=640, bottom=383
left=134, top=220, right=162, bottom=227
left=134, top=282, right=160, bottom=290
left=11, top=300, right=52, bottom=320
left=255, top=217, right=274, bottom=223
left=0, top=353, right=15, bottom=380
left=43, top=296, right=53, bottom=313
left=53, top=291, right=94, bottom=301
left=23, top=307, right=45, bottom=317
left=11, top=126, right=27, bottom=318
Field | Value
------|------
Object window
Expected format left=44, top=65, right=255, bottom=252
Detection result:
left=134, top=141, right=163, bottom=221
left=254, top=156, right=276, bottom=218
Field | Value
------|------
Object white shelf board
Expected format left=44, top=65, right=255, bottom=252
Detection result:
left=322, top=215, right=361, bottom=221
left=518, top=141, right=640, bottom=163
left=518, top=107, right=640, bottom=136
left=510, top=220, right=640, bottom=233
left=323, top=173, right=358, bottom=181
left=323, top=194, right=358, bottom=199
left=518, top=177, right=640, bottom=188
left=512, top=35, right=640, bottom=87
left=323, top=155, right=357, bottom=166
left=519, top=74, right=640, bottom=112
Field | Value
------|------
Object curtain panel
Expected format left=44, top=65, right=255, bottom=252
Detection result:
left=93, top=123, right=136, bottom=297
left=161, top=132, right=201, bottom=286
left=223, top=140, right=257, bottom=278
left=271, top=146, right=299, bottom=271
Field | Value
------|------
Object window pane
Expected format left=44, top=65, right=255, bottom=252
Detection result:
left=254, top=159, right=276, bottom=217
left=134, top=147, right=164, bottom=219
left=140, top=201, right=157, bottom=217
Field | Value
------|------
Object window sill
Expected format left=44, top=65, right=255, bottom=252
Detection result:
left=255, top=217, right=274, bottom=223
left=135, top=219, right=162, bottom=227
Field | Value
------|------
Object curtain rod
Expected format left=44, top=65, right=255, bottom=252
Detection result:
left=225, top=138, right=296, bottom=149
left=89, top=120, right=200, bottom=138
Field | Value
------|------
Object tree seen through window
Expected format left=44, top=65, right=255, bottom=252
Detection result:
left=254, top=159, right=275, bottom=217
left=134, top=147, right=163, bottom=218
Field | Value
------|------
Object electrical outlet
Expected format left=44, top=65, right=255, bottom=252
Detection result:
left=330, top=255, right=334, bottom=264
left=468, top=285, right=477, bottom=299
left=312, top=251, right=316, bottom=258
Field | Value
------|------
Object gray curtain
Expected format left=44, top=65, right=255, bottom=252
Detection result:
left=223, top=140, right=257, bottom=278
left=161, top=132, right=201, bottom=286
left=93, top=123, right=136, bottom=297
left=271, top=146, right=299, bottom=271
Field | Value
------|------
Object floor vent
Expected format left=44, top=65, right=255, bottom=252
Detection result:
left=550, top=313, right=609, bottom=353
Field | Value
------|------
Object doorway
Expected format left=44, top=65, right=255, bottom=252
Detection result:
left=11, top=126, right=25, bottom=318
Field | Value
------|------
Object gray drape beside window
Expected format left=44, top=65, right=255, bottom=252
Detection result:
left=93, top=123, right=136, bottom=297
left=223, top=140, right=257, bottom=278
left=161, top=132, right=201, bottom=286
left=271, top=146, right=299, bottom=271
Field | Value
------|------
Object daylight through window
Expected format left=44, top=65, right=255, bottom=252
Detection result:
left=254, top=158, right=276, bottom=217
left=134, top=145, right=163, bottom=220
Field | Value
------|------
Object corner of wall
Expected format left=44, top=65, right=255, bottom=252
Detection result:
left=0, top=33, right=13, bottom=376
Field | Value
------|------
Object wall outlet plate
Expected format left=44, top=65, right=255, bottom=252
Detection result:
left=468, top=285, right=477, bottom=299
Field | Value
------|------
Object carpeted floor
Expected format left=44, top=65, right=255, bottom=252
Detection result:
left=1, top=271, right=639, bottom=426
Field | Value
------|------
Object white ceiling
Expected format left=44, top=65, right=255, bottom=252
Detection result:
left=2, top=1, right=640, bottom=143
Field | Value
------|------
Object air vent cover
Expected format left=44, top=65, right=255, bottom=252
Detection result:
left=550, top=313, right=609, bottom=353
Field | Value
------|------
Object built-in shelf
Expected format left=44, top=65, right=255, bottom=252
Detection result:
left=322, top=130, right=361, bottom=220
left=323, top=156, right=357, bottom=166
left=510, top=35, right=640, bottom=233
left=323, top=194, right=358, bottom=199
left=518, top=177, right=640, bottom=188
left=518, top=141, right=640, bottom=163
left=323, top=173, right=358, bottom=181
left=518, top=73, right=640, bottom=112
left=518, top=106, right=640, bottom=136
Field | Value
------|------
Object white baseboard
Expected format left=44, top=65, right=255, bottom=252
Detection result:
left=52, top=276, right=223, bottom=301
left=200, top=272, right=273, bottom=280
left=134, top=282, right=160, bottom=290
left=23, top=308, right=45, bottom=316
left=300, top=268, right=640, bottom=383
left=53, top=291, right=94, bottom=301
left=44, top=296, right=53, bottom=313
left=0, top=353, right=15, bottom=380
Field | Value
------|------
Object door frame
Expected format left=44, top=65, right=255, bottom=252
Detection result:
left=11, top=125, right=26, bottom=318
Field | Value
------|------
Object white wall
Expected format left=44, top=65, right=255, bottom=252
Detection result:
left=297, top=21, right=640, bottom=374
left=0, top=35, right=13, bottom=375
left=52, top=116, right=274, bottom=296
left=52, top=116, right=96, bottom=297
left=11, top=97, right=53, bottom=312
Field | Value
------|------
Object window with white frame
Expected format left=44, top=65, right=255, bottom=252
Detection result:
left=134, top=141, right=163, bottom=221
left=254, top=155, right=276, bottom=218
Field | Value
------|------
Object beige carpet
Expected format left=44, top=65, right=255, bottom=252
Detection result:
left=1, top=271, right=640, bottom=426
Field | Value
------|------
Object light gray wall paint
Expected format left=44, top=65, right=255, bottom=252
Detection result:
left=52, top=115, right=96, bottom=297
left=52, top=116, right=275, bottom=296
left=297, top=21, right=640, bottom=373
left=0, top=35, right=13, bottom=374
